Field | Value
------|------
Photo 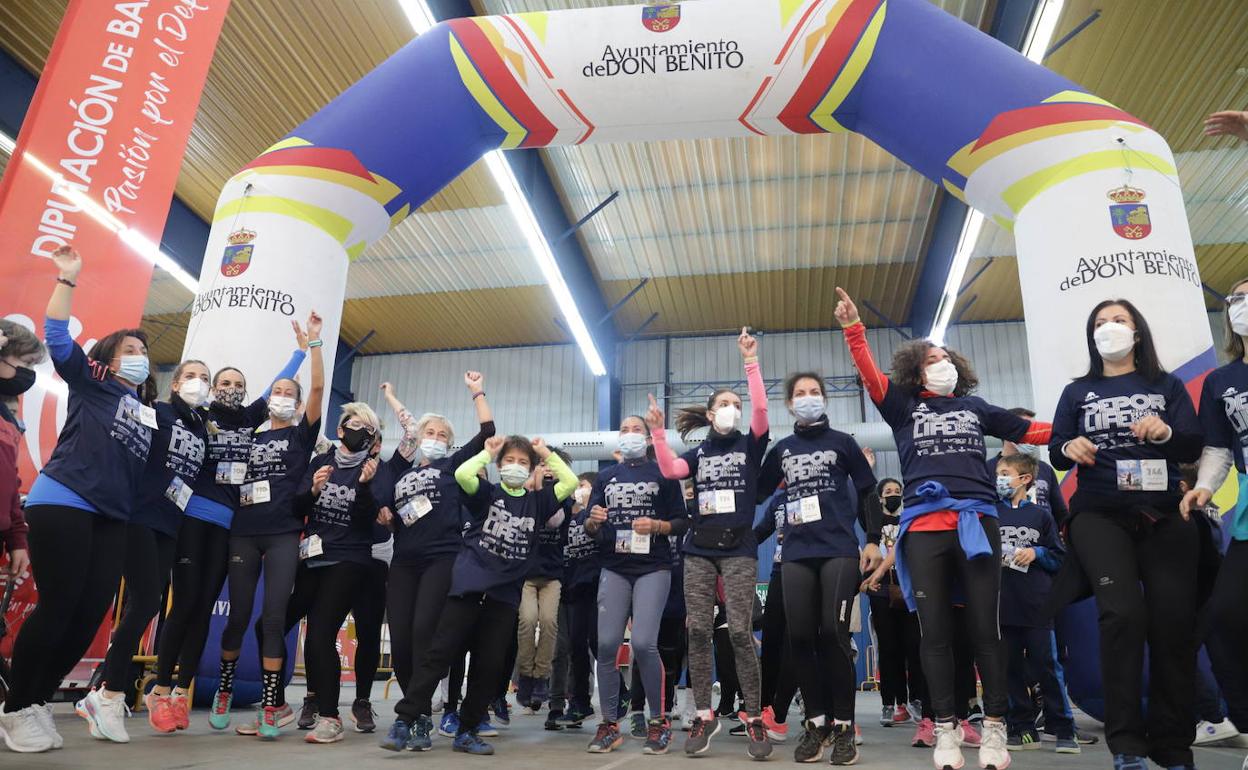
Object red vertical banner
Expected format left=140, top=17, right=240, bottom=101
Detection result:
left=0, top=0, right=230, bottom=483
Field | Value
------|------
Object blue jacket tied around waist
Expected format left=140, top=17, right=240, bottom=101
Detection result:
left=894, top=480, right=998, bottom=611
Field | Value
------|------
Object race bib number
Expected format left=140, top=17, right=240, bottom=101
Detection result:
left=138, top=404, right=158, bottom=429
left=798, top=496, right=822, bottom=524
left=399, top=495, right=433, bottom=527
left=239, top=480, right=271, bottom=506
left=614, top=529, right=652, bottom=554
left=215, top=461, right=248, bottom=485
left=164, top=476, right=192, bottom=511
left=714, top=490, right=736, bottom=514
left=300, top=534, right=324, bottom=560
left=1116, top=459, right=1167, bottom=491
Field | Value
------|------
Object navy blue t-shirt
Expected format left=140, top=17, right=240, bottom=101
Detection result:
left=589, top=459, right=686, bottom=578
left=452, top=479, right=563, bottom=607
left=997, top=500, right=1063, bottom=629
left=232, top=416, right=320, bottom=536
left=298, top=453, right=381, bottom=566
left=681, top=429, right=769, bottom=559
left=130, top=401, right=207, bottom=537
left=875, top=388, right=1031, bottom=508
left=381, top=424, right=494, bottom=567
left=1199, top=359, right=1248, bottom=475
left=192, top=398, right=271, bottom=510
left=1049, top=372, right=1202, bottom=509
left=38, top=341, right=152, bottom=521
left=563, top=504, right=600, bottom=594
left=759, top=424, right=878, bottom=561
left=986, top=453, right=1069, bottom=526
left=529, top=498, right=570, bottom=580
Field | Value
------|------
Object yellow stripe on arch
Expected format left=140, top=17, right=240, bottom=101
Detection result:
left=449, top=33, right=527, bottom=149
left=240, top=165, right=402, bottom=207
left=1043, top=90, right=1116, bottom=108
left=808, top=1, right=887, bottom=134
left=948, top=119, right=1139, bottom=179
left=213, top=195, right=355, bottom=246
left=1002, top=149, right=1177, bottom=215
left=260, top=136, right=314, bottom=155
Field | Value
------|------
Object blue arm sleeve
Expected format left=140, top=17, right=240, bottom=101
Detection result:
left=266, top=349, right=307, bottom=399
left=1033, top=546, right=1063, bottom=573
left=43, top=317, right=73, bottom=362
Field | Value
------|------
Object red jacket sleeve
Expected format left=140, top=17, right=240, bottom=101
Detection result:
left=844, top=322, right=889, bottom=405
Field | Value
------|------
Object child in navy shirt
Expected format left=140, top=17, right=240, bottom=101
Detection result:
left=994, top=454, right=1078, bottom=753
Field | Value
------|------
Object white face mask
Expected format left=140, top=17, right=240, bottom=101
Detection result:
left=617, top=431, right=648, bottom=459
left=1094, top=321, right=1136, bottom=363
left=420, top=438, right=448, bottom=461
left=177, top=377, right=208, bottom=408
left=574, top=487, right=589, bottom=506
left=924, top=359, right=959, bottom=396
left=1229, top=301, right=1248, bottom=336
left=712, top=403, right=741, bottom=433
left=268, top=395, right=297, bottom=421
left=791, top=395, right=825, bottom=423
left=499, top=463, right=530, bottom=488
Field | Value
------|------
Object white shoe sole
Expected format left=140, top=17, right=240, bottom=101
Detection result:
left=75, top=698, right=129, bottom=744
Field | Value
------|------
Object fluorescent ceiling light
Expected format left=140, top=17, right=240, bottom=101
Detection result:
left=397, top=1, right=608, bottom=377
left=0, top=129, right=199, bottom=293
left=928, top=0, right=1065, bottom=344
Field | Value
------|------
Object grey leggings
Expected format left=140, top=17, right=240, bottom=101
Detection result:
left=597, top=568, right=671, bottom=720
left=685, top=554, right=761, bottom=714
left=220, top=531, right=301, bottom=659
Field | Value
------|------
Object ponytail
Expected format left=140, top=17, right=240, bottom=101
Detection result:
left=674, top=387, right=736, bottom=439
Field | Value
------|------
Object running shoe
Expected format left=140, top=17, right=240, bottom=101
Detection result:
left=379, top=719, right=412, bottom=752
left=913, top=717, right=936, bottom=748
left=966, top=703, right=984, bottom=725
left=1112, top=755, right=1148, bottom=770
left=408, top=715, right=433, bottom=751
left=144, top=692, right=177, bottom=734
left=259, top=706, right=283, bottom=739
left=829, top=723, right=857, bottom=765
left=305, top=715, right=345, bottom=744
left=629, top=710, right=647, bottom=739
left=491, top=697, right=511, bottom=728
left=236, top=712, right=259, bottom=736
left=76, top=689, right=130, bottom=743
left=746, top=717, right=772, bottom=760
left=561, top=703, right=593, bottom=728
left=881, top=705, right=895, bottom=727
left=1042, top=728, right=1099, bottom=744
left=351, top=698, right=376, bottom=733
left=933, top=721, right=964, bottom=770
left=438, top=710, right=460, bottom=737
left=477, top=718, right=500, bottom=738
left=0, top=706, right=54, bottom=753
left=1006, top=729, right=1040, bottom=751
left=1054, top=735, right=1080, bottom=754
left=761, top=705, right=788, bottom=742
left=33, top=703, right=63, bottom=749
left=959, top=719, right=980, bottom=748
left=978, top=720, right=1010, bottom=770
left=273, top=702, right=296, bottom=728
left=685, top=714, right=721, bottom=755
left=730, top=721, right=748, bottom=736
left=544, top=709, right=565, bottom=731
left=208, top=689, right=232, bottom=730
left=297, top=696, right=317, bottom=730
left=643, top=717, right=672, bottom=755
left=893, top=705, right=914, bottom=726
left=453, top=729, right=494, bottom=755
left=170, top=693, right=190, bottom=731
left=794, top=721, right=830, bottom=763
left=587, top=721, right=624, bottom=753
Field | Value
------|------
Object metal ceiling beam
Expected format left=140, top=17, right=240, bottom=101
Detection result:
left=0, top=46, right=211, bottom=278
left=907, top=0, right=1043, bottom=335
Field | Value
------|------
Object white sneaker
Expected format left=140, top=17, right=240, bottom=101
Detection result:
left=305, top=715, right=345, bottom=744
left=977, top=720, right=1010, bottom=769
left=1195, top=719, right=1242, bottom=745
left=76, top=689, right=131, bottom=743
left=0, top=706, right=55, bottom=752
left=933, top=720, right=964, bottom=770
left=33, top=704, right=63, bottom=749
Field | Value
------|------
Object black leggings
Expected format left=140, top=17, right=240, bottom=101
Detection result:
left=352, top=559, right=388, bottom=701
left=782, top=557, right=860, bottom=722
left=387, top=557, right=455, bottom=701
left=5, top=506, right=125, bottom=711
left=277, top=561, right=366, bottom=718
left=220, top=531, right=300, bottom=660
left=155, top=515, right=230, bottom=689
left=565, top=587, right=597, bottom=711
left=868, top=593, right=925, bottom=709
left=396, top=592, right=517, bottom=734
left=102, top=524, right=176, bottom=693
left=498, top=617, right=518, bottom=699
left=713, top=615, right=741, bottom=715
left=1206, top=538, right=1248, bottom=732
left=760, top=569, right=799, bottom=719
left=447, top=653, right=466, bottom=712
left=904, top=517, right=1007, bottom=720
left=631, top=615, right=688, bottom=715
left=1070, top=508, right=1197, bottom=767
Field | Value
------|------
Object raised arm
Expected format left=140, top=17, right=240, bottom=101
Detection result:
left=646, top=393, right=691, bottom=479
left=465, top=370, right=493, bottom=425
left=303, top=312, right=325, bottom=425
left=834, top=288, right=889, bottom=405
left=738, top=327, right=768, bottom=437
left=455, top=439, right=500, bottom=496
left=380, top=382, right=420, bottom=461
left=533, top=438, right=578, bottom=501
left=46, top=246, right=81, bottom=327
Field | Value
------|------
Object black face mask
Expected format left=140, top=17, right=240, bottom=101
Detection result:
left=883, top=495, right=903, bottom=514
left=341, top=425, right=374, bottom=452
left=0, top=366, right=36, bottom=397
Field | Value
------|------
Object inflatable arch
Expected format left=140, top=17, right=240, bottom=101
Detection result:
left=183, top=0, right=1215, bottom=715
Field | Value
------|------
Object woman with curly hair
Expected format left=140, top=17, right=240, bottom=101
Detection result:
left=834, top=288, right=1051, bottom=770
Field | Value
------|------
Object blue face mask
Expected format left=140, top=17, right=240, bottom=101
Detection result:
left=618, top=431, right=648, bottom=459
left=996, top=475, right=1017, bottom=501
left=420, top=438, right=448, bottom=461
left=117, top=354, right=149, bottom=386
left=791, top=395, right=825, bottom=423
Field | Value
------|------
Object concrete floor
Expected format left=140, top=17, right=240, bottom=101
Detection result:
left=12, top=687, right=1247, bottom=769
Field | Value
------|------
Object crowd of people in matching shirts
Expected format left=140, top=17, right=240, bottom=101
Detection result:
left=0, top=244, right=1246, bottom=770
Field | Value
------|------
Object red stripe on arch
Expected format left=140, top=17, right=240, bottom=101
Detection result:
left=449, top=19, right=558, bottom=147
left=244, top=146, right=374, bottom=181
left=777, top=0, right=880, bottom=134
left=500, top=15, right=554, bottom=79
left=973, top=103, right=1149, bottom=151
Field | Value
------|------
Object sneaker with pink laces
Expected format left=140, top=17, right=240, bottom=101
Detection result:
left=170, top=694, right=190, bottom=731
left=144, top=692, right=178, bottom=734
left=912, top=718, right=936, bottom=747
left=761, top=706, right=788, bottom=742
left=958, top=719, right=981, bottom=748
